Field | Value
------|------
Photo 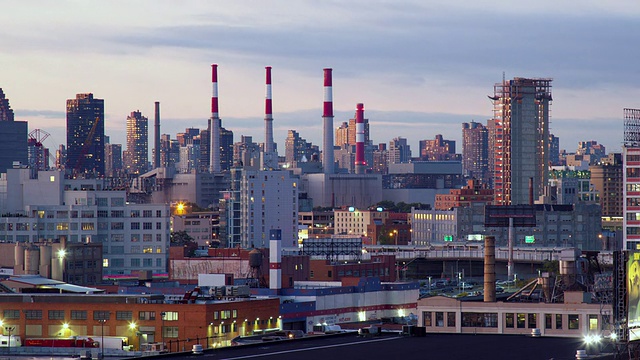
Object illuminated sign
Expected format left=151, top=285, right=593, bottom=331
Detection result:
left=444, top=235, right=453, bottom=242
left=525, top=235, right=535, bottom=244
left=348, top=206, right=355, bottom=212
left=467, top=234, right=483, bottom=241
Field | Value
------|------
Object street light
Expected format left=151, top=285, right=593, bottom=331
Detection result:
left=161, top=312, right=166, bottom=349
left=98, top=319, right=107, bottom=360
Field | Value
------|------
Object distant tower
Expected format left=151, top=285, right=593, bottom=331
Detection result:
left=125, top=110, right=148, bottom=175
left=462, top=121, right=489, bottom=183
left=490, top=77, right=552, bottom=205
left=322, top=68, right=335, bottom=174
left=355, top=103, right=366, bottom=174
left=66, top=93, right=105, bottom=176
left=154, top=101, right=161, bottom=169
left=210, top=64, right=221, bottom=173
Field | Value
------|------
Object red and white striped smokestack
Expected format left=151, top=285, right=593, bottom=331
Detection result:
left=355, top=103, right=365, bottom=174
left=210, top=64, right=221, bottom=173
left=264, top=66, right=275, bottom=154
left=322, top=68, right=335, bottom=174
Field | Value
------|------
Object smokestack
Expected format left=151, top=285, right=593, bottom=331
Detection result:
left=262, top=66, right=277, bottom=169
left=264, top=66, right=274, bottom=154
left=269, top=229, right=282, bottom=291
left=210, top=64, right=221, bottom=173
left=154, top=101, right=160, bottom=169
left=355, top=103, right=365, bottom=174
left=322, top=68, right=334, bottom=174
left=483, top=235, right=496, bottom=302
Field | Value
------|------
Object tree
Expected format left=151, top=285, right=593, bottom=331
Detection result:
left=170, top=231, right=195, bottom=246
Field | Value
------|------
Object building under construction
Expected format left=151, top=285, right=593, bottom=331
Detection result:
left=489, top=77, right=552, bottom=205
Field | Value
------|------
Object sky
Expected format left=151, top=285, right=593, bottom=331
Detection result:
left=2, top=0, right=640, bottom=156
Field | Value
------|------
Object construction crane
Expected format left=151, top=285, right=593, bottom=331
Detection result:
left=73, top=116, right=101, bottom=176
left=28, top=129, right=53, bottom=171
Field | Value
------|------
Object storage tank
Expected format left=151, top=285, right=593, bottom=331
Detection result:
left=39, top=245, right=52, bottom=277
left=14, top=244, right=25, bottom=273
left=24, top=247, right=40, bottom=275
left=249, top=248, right=263, bottom=269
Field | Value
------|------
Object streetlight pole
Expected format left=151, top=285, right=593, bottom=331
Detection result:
left=98, top=319, right=107, bottom=360
left=5, top=325, right=14, bottom=357
left=161, top=312, right=166, bottom=350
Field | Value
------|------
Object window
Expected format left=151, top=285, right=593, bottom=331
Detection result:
left=111, top=210, right=124, bottom=218
left=232, top=310, right=237, bottom=318
left=97, top=198, right=108, bottom=206
left=214, top=311, right=219, bottom=320
left=94, top=311, right=111, bottom=320
left=568, top=314, right=579, bottom=330
left=447, top=312, right=456, bottom=327
left=589, top=314, right=598, bottom=331
left=116, top=311, right=133, bottom=321
left=81, top=223, right=95, bottom=231
left=71, top=310, right=87, bottom=320
left=25, top=310, right=42, bottom=320
left=81, top=210, right=95, bottom=218
left=143, top=222, right=152, bottom=230
left=143, top=234, right=152, bottom=242
left=143, top=246, right=153, bottom=254
left=143, top=258, right=152, bottom=267
left=131, top=258, right=140, bottom=267
left=131, top=210, right=140, bottom=218
left=156, top=210, right=162, bottom=217
left=156, top=234, right=163, bottom=242
left=517, top=313, right=526, bottom=328
left=139, top=311, right=156, bottom=321
left=505, top=313, right=514, bottom=328
left=111, top=234, right=124, bottom=242
left=528, top=313, right=537, bottom=328
left=111, top=222, right=124, bottom=230
left=461, top=313, right=498, bottom=328
left=111, top=198, right=125, bottom=207
left=164, top=311, right=178, bottom=321
left=97, top=210, right=108, bottom=218
left=221, top=310, right=231, bottom=320
left=164, top=326, right=178, bottom=338
left=143, top=210, right=152, bottom=218
left=556, top=314, right=563, bottom=329
left=131, top=222, right=140, bottom=230
left=545, top=314, right=552, bottom=329
left=156, top=222, right=162, bottom=230
left=3, top=310, right=19, bottom=319
left=435, top=312, right=444, bottom=327
left=423, top=311, right=432, bottom=327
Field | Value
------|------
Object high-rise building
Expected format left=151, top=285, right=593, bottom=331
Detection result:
left=577, top=141, right=606, bottom=164
left=549, top=134, right=560, bottom=166
left=623, top=109, right=640, bottom=250
left=335, top=122, right=349, bottom=148
left=200, top=124, right=234, bottom=173
left=372, top=143, right=388, bottom=174
left=285, top=130, right=319, bottom=164
left=124, top=110, right=148, bottom=175
left=0, top=88, right=15, bottom=122
left=462, top=122, right=489, bottom=183
left=388, top=137, right=411, bottom=165
left=419, top=134, right=457, bottom=161
left=234, top=136, right=261, bottom=169
left=66, top=93, right=105, bottom=176
left=490, top=77, right=552, bottom=205
left=0, top=89, right=28, bottom=174
left=104, top=143, right=123, bottom=178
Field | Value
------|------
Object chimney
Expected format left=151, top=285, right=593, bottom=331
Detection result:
left=322, top=68, right=334, bottom=174
left=210, top=64, right=221, bottom=173
left=154, top=101, right=160, bottom=169
left=269, top=229, right=282, bottom=291
left=355, top=103, right=365, bottom=174
left=263, top=66, right=277, bottom=169
left=484, top=235, right=496, bottom=302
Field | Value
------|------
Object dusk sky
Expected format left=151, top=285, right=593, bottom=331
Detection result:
left=2, top=1, right=639, bottom=155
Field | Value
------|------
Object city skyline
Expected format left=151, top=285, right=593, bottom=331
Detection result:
left=2, top=1, right=639, bottom=155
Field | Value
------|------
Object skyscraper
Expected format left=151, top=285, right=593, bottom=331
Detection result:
left=285, top=130, right=318, bottom=164
left=490, top=77, right=552, bottom=205
left=0, top=88, right=27, bottom=173
left=66, top=93, right=105, bottom=176
left=125, top=110, right=148, bottom=175
left=419, top=134, right=457, bottom=161
left=388, top=137, right=411, bottom=165
left=462, top=122, right=489, bottom=183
